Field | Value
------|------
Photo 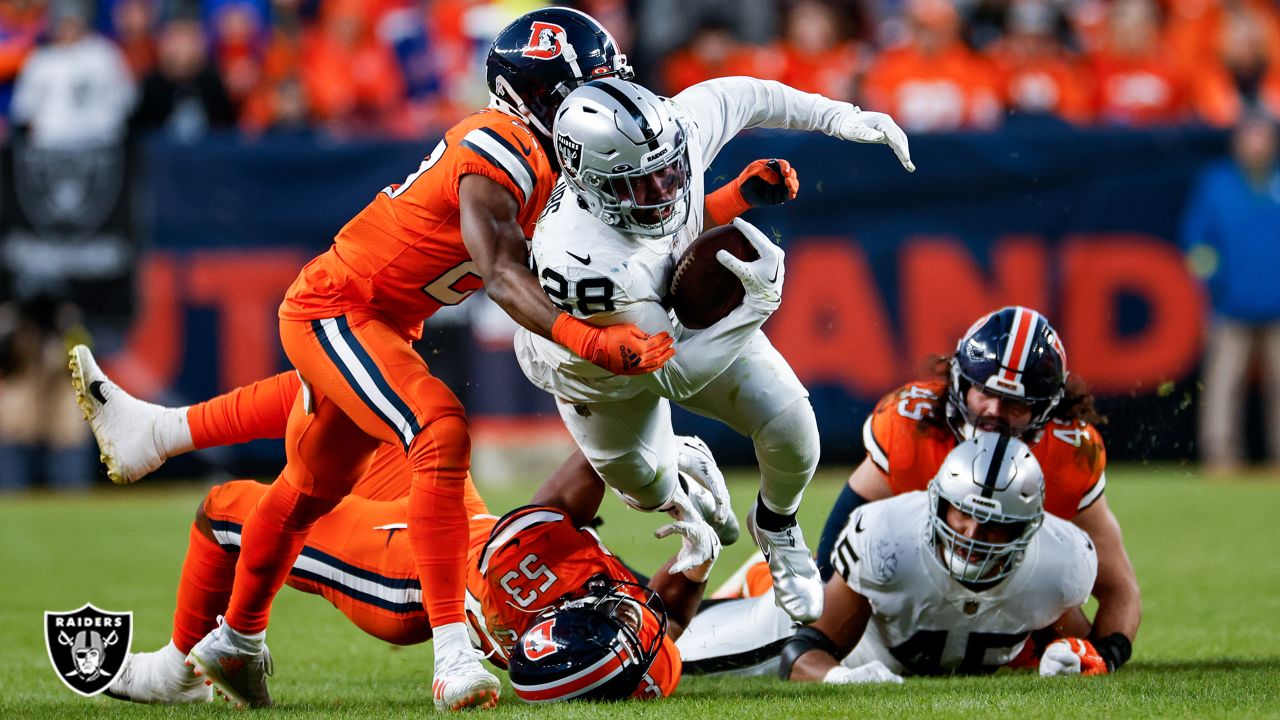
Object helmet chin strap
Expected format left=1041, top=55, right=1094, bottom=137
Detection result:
left=489, top=79, right=552, bottom=138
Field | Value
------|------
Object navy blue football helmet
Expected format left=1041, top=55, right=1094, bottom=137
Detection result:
left=508, top=578, right=667, bottom=703
left=947, top=306, right=1067, bottom=437
left=486, top=8, right=633, bottom=139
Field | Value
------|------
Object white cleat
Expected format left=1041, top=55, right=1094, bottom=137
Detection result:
left=432, top=646, right=500, bottom=712
left=105, top=642, right=212, bottom=704
left=747, top=505, right=824, bottom=623
left=185, top=621, right=273, bottom=709
left=68, top=344, right=188, bottom=484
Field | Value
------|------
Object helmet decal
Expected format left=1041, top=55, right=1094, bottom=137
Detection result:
left=523, top=22, right=566, bottom=60
left=522, top=618, right=561, bottom=661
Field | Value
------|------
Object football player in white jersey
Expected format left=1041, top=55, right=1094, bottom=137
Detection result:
left=674, top=433, right=1098, bottom=682
left=514, top=76, right=914, bottom=624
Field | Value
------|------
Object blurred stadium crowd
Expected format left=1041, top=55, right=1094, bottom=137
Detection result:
left=1, top=0, right=1278, bottom=143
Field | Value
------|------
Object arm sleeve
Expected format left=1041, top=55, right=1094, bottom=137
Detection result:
left=816, top=484, right=873, bottom=582
left=673, top=77, right=856, bottom=166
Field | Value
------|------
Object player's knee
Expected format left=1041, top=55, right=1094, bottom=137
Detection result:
left=406, top=414, right=471, bottom=476
left=595, top=451, right=671, bottom=510
left=754, top=399, right=820, bottom=474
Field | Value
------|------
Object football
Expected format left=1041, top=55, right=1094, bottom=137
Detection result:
left=669, top=224, right=760, bottom=330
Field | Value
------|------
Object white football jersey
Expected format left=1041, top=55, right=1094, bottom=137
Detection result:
left=515, top=77, right=859, bottom=404
left=831, top=492, right=1097, bottom=675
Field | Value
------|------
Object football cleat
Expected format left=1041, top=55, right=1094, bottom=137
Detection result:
left=432, top=646, right=500, bottom=712
left=68, top=344, right=188, bottom=484
left=105, top=642, right=212, bottom=704
left=185, top=622, right=273, bottom=709
left=747, top=506, right=824, bottom=624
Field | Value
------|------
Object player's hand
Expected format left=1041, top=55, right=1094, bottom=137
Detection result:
left=836, top=107, right=915, bottom=173
left=716, top=217, right=784, bottom=308
left=676, top=435, right=733, bottom=527
left=823, top=661, right=905, bottom=685
left=656, top=482, right=722, bottom=573
left=705, top=159, right=799, bottom=225
left=551, top=314, right=675, bottom=375
left=655, top=518, right=722, bottom=575
left=1039, top=638, right=1109, bottom=677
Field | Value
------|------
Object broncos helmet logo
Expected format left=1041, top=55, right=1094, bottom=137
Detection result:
left=522, top=618, right=561, bottom=660
left=523, top=22, right=565, bottom=60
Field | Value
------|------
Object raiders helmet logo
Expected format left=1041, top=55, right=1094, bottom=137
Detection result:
left=44, top=603, right=132, bottom=697
left=556, top=134, right=584, bottom=174
left=522, top=618, right=561, bottom=661
left=522, top=21, right=566, bottom=60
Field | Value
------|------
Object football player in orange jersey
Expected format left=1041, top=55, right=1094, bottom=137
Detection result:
left=813, top=306, right=1141, bottom=676
left=81, top=365, right=712, bottom=706
left=168, top=8, right=681, bottom=711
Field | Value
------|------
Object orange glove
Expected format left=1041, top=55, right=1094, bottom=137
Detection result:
left=705, top=158, right=800, bottom=226
left=551, top=314, right=675, bottom=375
left=1039, top=638, right=1109, bottom=677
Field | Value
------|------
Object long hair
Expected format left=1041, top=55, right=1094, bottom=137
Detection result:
left=924, top=354, right=1106, bottom=429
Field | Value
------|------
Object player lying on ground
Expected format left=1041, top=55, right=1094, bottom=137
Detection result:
left=72, top=364, right=720, bottom=705
left=515, top=75, right=915, bottom=626
left=676, top=433, right=1099, bottom=681
left=174, top=8, right=675, bottom=710
left=812, top=305, right=1140, bottom=675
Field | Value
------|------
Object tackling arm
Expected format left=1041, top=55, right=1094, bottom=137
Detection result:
left=647, top=557, right=711, bottom=640
left=459, top=174, right=565, bottom=337
left=460, top=174, right=673, bottom=375
left=1071, top=496, right=1141, bottom=657
left=528, top=450, right=607, bottom=529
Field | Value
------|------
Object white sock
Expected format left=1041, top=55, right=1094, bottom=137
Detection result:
left=160, top=640, right=201, bottom=684
left=157, top=406, right=196, bottom=456
left=432, top=622, right=472, bottom=667
left=221, top=621, right=265, bottom=655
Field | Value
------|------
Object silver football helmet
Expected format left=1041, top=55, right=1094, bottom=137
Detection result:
left=926, top=432, right=1045, bottom=584
left=553, top=77, right=691, bottom=237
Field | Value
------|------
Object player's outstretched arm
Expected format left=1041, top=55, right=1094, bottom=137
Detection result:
left=529, top=450, right=607, bottom=528
left=704, top=158, right=800, bottom=229
left=780, top=580, right=872, bottom=682
left=647, top=555, right=713, bottom=640
left=459, top=174, right=673, bottom=375
left=1071, top=496, right=1140, bottom=669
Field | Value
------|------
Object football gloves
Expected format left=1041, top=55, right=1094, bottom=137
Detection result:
left=836, top=107, right=915, bottom=173
left=655, top=480, right=722, bottom=575
left=716, top=218, right=785, bottom=309
left=1039, top=638, right=1109, bottom=677
left=824, top=661, right=905, bottom=685
left=551, top=314, right=675, bottom=375
left=705, top=158, right=800, bottom=225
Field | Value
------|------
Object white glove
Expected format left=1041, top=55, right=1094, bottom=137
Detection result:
left=823, top=661, right=905, bottom=685
left=676, top=435, right=732, bottom=527
left=716, top=217, right=785, bottom=308
left=656, top=484, right=722, bottom=574
left=1039, top=640, right=1085, bottom=677
left=836, top=107, right=915, bottom=173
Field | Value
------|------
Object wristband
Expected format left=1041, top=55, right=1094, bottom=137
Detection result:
left=1092, top=633, right=1132, bottom=672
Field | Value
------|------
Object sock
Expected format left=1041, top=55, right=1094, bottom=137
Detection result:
left=407, top=416, right=471, bottom=628
left=171, top=524, right=238, bottom=654
left=222, top=623, right=267, bottom=655
left=223, top=480, right=338, bottom=635
left=187, top=372, right=301, bottom=449
left=754, top=494, right=797, bottom=532
left=431, top=622, right=472, bottom=667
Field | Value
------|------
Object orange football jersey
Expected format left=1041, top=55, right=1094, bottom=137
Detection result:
left=464, top=505, right=681, bottom=699
left=279, top=109, right=555, bottom=340
left=862, top=379, right=1107, bottom=520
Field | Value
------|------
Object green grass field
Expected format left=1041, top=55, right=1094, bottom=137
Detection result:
left=2, top=465, right=1278, bottom=718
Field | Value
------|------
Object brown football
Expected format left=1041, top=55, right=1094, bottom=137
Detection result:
left=669, top=224, right=760, bottom=330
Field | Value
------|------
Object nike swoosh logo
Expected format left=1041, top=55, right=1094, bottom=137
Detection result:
left=89, top=380, right=108, bottom=405
left=514, top=137, right=532, bottom=156
left=768, top=266, right=779, bottom=283
left=566, top=251, right=591, bottom=265
left=855, top=514, right=865, bottom=534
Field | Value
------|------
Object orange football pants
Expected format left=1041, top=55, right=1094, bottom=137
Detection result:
left=223, top=313, right=473, bottom=634
left=173, top=479, right=491, bottom=650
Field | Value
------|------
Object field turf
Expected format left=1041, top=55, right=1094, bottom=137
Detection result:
left=1, top=465, right=1278, bottom=718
